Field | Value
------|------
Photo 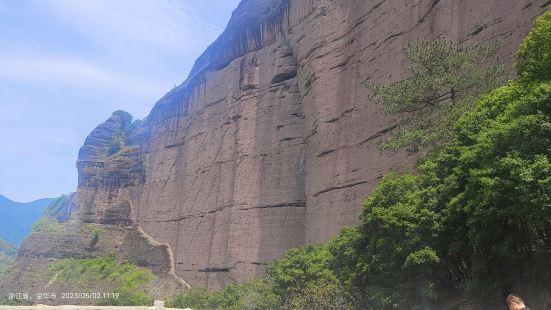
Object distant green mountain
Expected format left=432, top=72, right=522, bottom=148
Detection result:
left=0, top=195, right=55, bottom=246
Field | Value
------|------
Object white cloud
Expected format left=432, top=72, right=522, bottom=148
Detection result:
left=0, top=54, right=170, bottom=96
left=0, top=0, right=237, bottom=202
left=0, top=0, right=224, bottom=106
left=35, top=0, right=219, bottom=57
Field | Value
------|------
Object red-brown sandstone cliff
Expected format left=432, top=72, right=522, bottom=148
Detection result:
left=75, top=0, right=550, bottom=290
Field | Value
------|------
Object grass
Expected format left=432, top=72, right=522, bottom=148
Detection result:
left=31, top=216, right=65, bottom=235
left=79, top=224, right=104, bottom=236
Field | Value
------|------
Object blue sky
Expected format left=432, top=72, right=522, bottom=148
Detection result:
left=0, top=0, right=241, bottom=202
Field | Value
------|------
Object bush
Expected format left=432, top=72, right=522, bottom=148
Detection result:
left=167, top=278, right=279, bottom=310
left=48, top=255, right=154, bottom=306
left=287, top=278, right=352, bottom=310
left=31, top=216, right=65, bottom=235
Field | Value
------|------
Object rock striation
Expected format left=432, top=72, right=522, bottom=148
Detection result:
left=17, top=0, right=551, bottom=292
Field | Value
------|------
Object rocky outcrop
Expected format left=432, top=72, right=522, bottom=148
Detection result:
left=40, top=0, right=551, bottom=291
left=0, top=221, right=187, bottom=305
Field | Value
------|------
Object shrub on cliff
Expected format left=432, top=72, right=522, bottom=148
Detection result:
left=365, top=38, right=504, bottom=153
left=31, top=216, right=65, bottom=235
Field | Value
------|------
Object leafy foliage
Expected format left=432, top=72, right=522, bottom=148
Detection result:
left=48, top=255, right=154, bottom=306
left=365, top=38, right=504, bottom=152
left=354, top=173, right=442, bottom=308
left=31, top=216, right=65, bottom=235
left=432, top=80, right=551, bottom=303
left=517, top=9, right=551, bottom=82
left=286, top=278, right=352, bottom=310
left=167, top=278, right=280, bottom=310
left=268, top=244, right=353, bottom=309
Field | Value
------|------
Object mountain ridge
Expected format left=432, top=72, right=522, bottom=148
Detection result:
left=0, top=194, right=55, bottom=246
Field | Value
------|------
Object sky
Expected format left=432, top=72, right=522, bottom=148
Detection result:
left=0, top=0, right=241, bottom=203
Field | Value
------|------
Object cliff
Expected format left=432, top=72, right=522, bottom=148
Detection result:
left=76, top=0, right=549, bottom=290
left=11, top=0, right=551, bottom=294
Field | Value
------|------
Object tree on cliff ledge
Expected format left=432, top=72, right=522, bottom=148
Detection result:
left=365, top=38, right=504, bottom=153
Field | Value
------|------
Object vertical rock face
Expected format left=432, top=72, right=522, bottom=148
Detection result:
left=75, top=0, right=549, bottom=289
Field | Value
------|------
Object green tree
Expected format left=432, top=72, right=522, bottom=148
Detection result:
left=288, top=278, right=352, bottom=310
left=166, top=278, right=280, bottom=310
left=365, top=38, right=504, bottom=152
left=268, top=244, right=339, bottom=307
left=517, top=10, right=551, bottom=82
left=357, top=173, right=442, bottom=309
left=429, top=81, right=551, bottom=303
left=327, top=226, right=369, bottom=308
left=88, top=229, right=100, bottom=249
